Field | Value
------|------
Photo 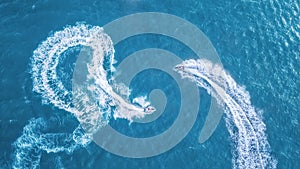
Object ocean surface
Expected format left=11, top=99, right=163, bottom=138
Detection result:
left=0, top=0, right=299, bottom=169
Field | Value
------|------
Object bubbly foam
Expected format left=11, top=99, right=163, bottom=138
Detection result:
left=15, top=23, right=275, bottom=168
left=31, top=23, right=155, bottom=133
left=12, top=118, right=86, bottom=169
left=14, top=23, right=156, bottom=168
left=175, top=59, right=277, bottom=169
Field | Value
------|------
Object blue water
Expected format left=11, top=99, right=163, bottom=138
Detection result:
left=0, top=0, right=299, bottom=168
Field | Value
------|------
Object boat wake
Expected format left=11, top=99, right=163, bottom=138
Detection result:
left=31, top=23, right=155, bottom=133
left=12, top=24, right=155, bottom=168
left=12, top=23, right=276, bottom=169
left=13, top=118, right=90, bottom=169
left=174, top=59, right=277, bottom=169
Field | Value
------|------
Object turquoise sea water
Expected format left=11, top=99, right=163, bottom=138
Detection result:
left=0, top=0, right=299, bottom=168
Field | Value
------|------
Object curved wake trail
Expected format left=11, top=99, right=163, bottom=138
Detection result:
left=12, top=24, right=156, bottom=168
left=13, top=23, right=276, bottom=168
left=31, top=24, right=113, bottom=133
left=31, top=23, right=155, bottom=133
left=174, top=59, right=277, bottom=169
left=12, top=118, right=89, bottom=169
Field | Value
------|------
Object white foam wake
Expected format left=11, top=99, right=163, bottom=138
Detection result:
left=174, top=59, right=277, bottom=169
left=12, top=118, right=88, bottom=169
left=14, top=23, right=157, bottom=168
left=31, top=23, right=155, bottom=133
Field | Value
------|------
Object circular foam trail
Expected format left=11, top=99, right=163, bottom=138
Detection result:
left=31, top=24, right=110, bottom=112
left=31, top=24, right=113, bottom=133
left=31, top=24, right=155, bottom=134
